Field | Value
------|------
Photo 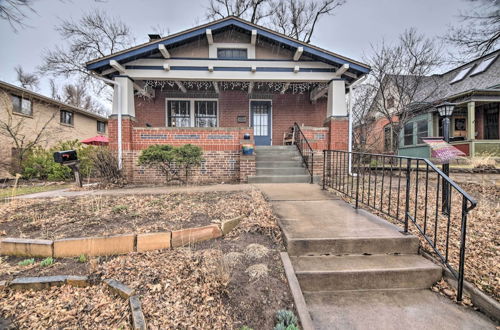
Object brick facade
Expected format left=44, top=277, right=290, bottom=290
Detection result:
left=110, top=91, right=349, bottom=184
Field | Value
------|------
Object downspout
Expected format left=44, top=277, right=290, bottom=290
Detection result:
left=348, top=74, right=367, bottom=175
left=90, top=73, right=123, bottom=170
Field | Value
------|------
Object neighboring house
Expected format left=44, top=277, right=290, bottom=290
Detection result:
left=0, top=80, right=108, bottom=178
left=360, top=50, right=500, bottom=158
left=85, top=16, right=370, bottom=183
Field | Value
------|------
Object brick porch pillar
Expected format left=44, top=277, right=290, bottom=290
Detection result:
left=325, top=117, right=349, bottom=150
left=108, top=115, right=135, bottom=180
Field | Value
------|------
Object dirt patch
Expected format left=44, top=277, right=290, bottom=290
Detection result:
left=0, top=190, right=261, bottom=240
left=0, top=188, right=294, bottom=328
left=0, top=283, right=131, bottom=329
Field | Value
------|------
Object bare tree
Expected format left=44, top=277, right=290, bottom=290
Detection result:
left=14, top=65, right=39, bottom=91
left=207, top=0, right=270, bottom=24
left=444, top=0, right=500, bottom=62
left=0, top=91, right=57, bottom=173
left=50, top=79, right=107, bottom=116
left=0, top=0, right=35, bottom=31
left=40, top=10, right=134, bottom=89
left=206, top=0, right=345, bottom=42
left=357, top=29, right=443, bottom=153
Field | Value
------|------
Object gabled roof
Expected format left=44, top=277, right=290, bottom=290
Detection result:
left=0, top=80, right=108, bottom=121
left=85, top=16, right=370, bottom=79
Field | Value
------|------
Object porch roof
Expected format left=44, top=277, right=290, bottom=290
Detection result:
left=85, top=16, right=370, bottom=80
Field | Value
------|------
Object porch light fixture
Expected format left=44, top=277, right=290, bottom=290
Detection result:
left=436, top=102, right=456, bottom=118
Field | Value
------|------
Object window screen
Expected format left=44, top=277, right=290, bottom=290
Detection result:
left=404, top=123, right=414, bottom=146
left=195, top=101, right=217, bottom=127
left=168, top=100, right=191, bottom=127
left=60, top=110, right=74, bottom=125
left=217, top=48, right=248, bottom=59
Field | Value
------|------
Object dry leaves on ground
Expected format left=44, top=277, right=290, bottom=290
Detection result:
left=0, top=284, right=130, bottom=329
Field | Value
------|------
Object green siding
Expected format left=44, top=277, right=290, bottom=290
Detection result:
left=398, top=145, right=431, bottom=158
left=398, top=113, right=433, bottom=158
left=474, top=142, right=500, bottom=156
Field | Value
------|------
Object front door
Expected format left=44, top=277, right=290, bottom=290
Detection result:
left=251, top=100, right=271, bottom=146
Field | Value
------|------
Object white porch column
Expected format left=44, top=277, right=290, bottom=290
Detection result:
left=112, top=76, right=135, bottom=117
left=327, top=80, right=347, bottom=117
left=467, top=101, right=475, bottom=140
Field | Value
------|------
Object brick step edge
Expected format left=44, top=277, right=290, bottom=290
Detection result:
left=0, top=276, right=146, bottom=330
left=0, top=216, right=244, bottom=258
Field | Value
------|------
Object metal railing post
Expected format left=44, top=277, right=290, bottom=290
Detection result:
left=322, top=150, right=326, bottom=189
left=404, top=159, right=411, bottom=234
left=311, top=152, right=314, bottom=184
left=355, top=153, right=360, bottom=209
left=457, top=197, right=468, bottom=301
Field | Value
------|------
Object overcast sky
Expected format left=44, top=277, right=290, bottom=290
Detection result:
left=0, top=0, right=475, bottom=98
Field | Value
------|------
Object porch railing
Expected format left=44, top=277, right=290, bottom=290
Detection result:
left=322, top=150, right=477, bottom=301
left=293, top=123, right=314, bottom=183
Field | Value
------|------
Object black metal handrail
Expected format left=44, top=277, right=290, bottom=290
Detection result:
left=322, top=150, right=477, bottom=301
left=293, top=123, right=314, bottom=183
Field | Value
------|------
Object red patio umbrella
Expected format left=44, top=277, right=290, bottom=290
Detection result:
left=81, top=135, right=109, bottom=146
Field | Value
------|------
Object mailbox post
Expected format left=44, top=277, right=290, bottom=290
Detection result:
left=53, top=150, right=82, bottom=187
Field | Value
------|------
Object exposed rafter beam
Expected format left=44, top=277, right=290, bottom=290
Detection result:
left=248, top=82, right=254, bottom=94
left=110, top=60, right=126, bottom=73
left=293, top=47, right=303, bottom=61
left=158, top=44, right=170, bottom=59
left=281, top=82, right=290, bottom=94
left=163, top=63, right=170, bottom=71
left=251, top=30, right=257, bottom=45
left=133, top=82, right=153, bottom=98
left=310, top=84, right=329, bottom=102
left=175, top=81, right=187, bottom=93
left=334, top=64, right=349, bottom=77
left=206, top=29, right=213, bottom=45
left=213, top=81, right=219, bottom=94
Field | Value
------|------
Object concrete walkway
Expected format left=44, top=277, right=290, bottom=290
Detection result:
left=256, top=183, right=496, bottom=330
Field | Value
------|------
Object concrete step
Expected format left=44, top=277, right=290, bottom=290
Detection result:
left=255, top=154, right=303, bottom=161
left=248, top=174, right=312, bottom=183
left=292, top=255, right=442, bottom=292
left=255, top=146, right=297, bottom=151
left=285, top=235, right=420, bottom=256
left=256, top=167, right=308, bottom=175
left=256, top=160, right=304, bottom=168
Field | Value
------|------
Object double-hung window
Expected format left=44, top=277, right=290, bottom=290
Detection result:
left=404, top=123, right=414, bottom=146
left=167, top=99, right=218, bottom=127
left=416, top=120, right=428, bottom=144
left=60, top=110, right=74, bottom=125
left=11, top=95, right=32, bottom=116
left=97, top=121, right=106, bottom=133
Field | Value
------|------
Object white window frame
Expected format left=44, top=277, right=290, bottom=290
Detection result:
left=165, top=98, right=219, bottom=128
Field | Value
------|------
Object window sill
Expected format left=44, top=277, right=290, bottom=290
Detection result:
left=12, top=112, right=33, bottom=119
left=60, top=123, right=74, bottom=128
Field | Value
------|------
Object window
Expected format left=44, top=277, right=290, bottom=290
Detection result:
left=470, top=55, right=497, bottom=76
left=60, top=110, right=74, bottom=125
left=195, top=101, right=217, bottom=127
left=11, top=95, right=32, bottom=116
left=97, top=121, right=106, bottom=133
left=217, top=48, right=247, bottom=59
left=167, top=100, right=190, bottom=127
left=404, top=122, right=414, bottom=146
left=449, top=66, right=473, bottom=84
left=383, top=125, right=398, bottom=152
left=416, top=120, right=428, bottom=144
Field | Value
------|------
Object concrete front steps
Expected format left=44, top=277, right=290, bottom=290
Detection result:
left=256, top=184, right=496, bottom=330
left=248, top=146, right=312, bottom=183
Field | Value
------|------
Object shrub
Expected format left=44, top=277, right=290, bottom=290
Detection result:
left=18, top=258, right=35, bottom=266
left=138, top=144, right=203, bottom=183
left=21, top=140, right=96, bottom=181
left=274, top=310, right=298, bottom=330
left=88, top=147, right=124, bottom=184
left=40, top=257, right=54, bottom=267
left=469, top=155, right=497, bottom=170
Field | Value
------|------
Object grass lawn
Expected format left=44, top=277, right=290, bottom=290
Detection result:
left=0, top=184, right=71, bottom=200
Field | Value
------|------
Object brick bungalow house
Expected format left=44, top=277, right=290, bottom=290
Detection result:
left=358, top=49, right=500, bottom=158
left=0, top=80, right=108, bottom=178
left=85, top=16, right=370, bottom=183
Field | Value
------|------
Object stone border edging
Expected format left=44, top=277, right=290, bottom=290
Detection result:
left=0, top=275, right=147, bottom=330
left=0, top=216, right=243, bottom=258
left=280, top=252, right=315, bottom=330
left=420, top=250, right=500, bottom=322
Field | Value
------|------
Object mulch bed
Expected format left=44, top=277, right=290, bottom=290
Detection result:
left=0, top=189, right=294, bottom=329
left=0, top=284, right=131, bottom=329
left=0, top=191, right=260, bottom=240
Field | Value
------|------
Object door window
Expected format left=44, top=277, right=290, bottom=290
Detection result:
left=252, top=103, right=269, bottom=136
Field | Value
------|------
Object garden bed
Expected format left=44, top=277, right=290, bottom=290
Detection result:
left=0, top=191, right=257, bottom=240
left=0, top=188, right=294, bottom=329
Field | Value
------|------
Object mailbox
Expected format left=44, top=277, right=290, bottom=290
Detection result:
left=53, top=150, right=78, bottom=164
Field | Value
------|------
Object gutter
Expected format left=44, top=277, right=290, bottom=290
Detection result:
left=348, top=74, right=368, bottom=175
left=90, top=73, right=123, bottom=170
